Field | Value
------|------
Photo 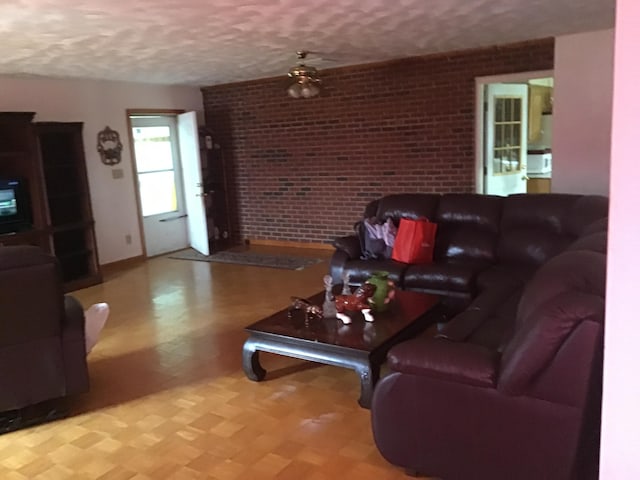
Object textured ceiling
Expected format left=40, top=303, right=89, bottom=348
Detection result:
left=0, top=0, right=615, bottom=87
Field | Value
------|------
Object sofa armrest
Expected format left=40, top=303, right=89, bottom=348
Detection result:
left=332, top=234, right=361, bottom=260
left=63, top=295, right=85, bottom=333
left=387, top=337, right=498, bottom=388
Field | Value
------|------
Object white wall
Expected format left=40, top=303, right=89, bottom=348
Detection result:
left=0, top=76, right=202, bottom=264
left=600, top=0, right=640, bottom=476
left=552, top=29, right=614, bottom=196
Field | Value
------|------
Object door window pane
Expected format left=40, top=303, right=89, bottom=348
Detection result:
left=495, top=124, right=502, bottom=148
left=133, top=126, right=174, bottom=172
left=139, top=171, right=178, bottom=216
left=505, top=98, right=512, bottom=120
left=493, top=96, right=523, bottom=175
left=513, top=98, right=521, bottom=119
left=495, top=98, right=503, bottom=122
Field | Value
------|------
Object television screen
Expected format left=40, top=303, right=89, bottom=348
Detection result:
left=0, top=188, right=18, bottom=217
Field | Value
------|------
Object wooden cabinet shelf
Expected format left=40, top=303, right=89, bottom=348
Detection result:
left=199, top=127, right=232, bottom=252
left=527, top=177, right=552, bottom=194
left=0, top=113, right=102, bottom=292
left=57, top=249, right=93, bottom=261
left=528, top=85, right=553, bottom=143
left=0, top=228, right=48, bottom=250
left=36, top=122, right=101, bottom=290
left=50, top=220, right=94, bottom=233
left=43, top=163, right=78, bottom=170
left=0, top=151, right=28, bottom=158
left=47, top=191, right=84, bottom=200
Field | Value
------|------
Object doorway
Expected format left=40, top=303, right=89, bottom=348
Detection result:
left=128, top=111, right=210, bottom=257
left=475, top=70, right=554, bottom=195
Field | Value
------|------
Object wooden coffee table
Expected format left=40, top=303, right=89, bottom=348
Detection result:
left=242, top=290, right=440, bottom=408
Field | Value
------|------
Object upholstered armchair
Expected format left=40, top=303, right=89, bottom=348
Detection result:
left=0, top=245, right=89, bottom=431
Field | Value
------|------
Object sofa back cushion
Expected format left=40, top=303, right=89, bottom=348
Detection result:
left=373, top=194, right=440, bottom=225
left=498, top=194, right=582, bottom=265
left=564, top=195, right=609, bottom=236
left=566, top=231, right=608, bottom=254
left=497, top=250, right=606, bottom=395
left=434, top=194, right=503, bottom=263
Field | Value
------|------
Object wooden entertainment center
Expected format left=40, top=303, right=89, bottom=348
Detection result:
left=0, top=112, right=101, bottom=291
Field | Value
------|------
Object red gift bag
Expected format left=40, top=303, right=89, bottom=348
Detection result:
left=391, top=218, right=438, bottom=264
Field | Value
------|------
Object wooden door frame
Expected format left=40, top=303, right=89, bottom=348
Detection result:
left=474, top=70, right=554, bottom=194
left=125, top=108, right=185, bottom=258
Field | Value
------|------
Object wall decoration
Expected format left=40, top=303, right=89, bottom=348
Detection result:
left=97, top=126, right=123, bottom=166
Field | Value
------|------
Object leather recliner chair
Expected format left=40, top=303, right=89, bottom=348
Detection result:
left=0, top=245, right=89, bottom=431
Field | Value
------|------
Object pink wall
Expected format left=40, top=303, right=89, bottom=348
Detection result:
left=600, top=0, right=640, bottom=477
left=552, top=29, right=614, bottom=196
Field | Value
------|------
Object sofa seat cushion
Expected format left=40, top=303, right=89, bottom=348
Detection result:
left=402, top=261, right=488, bottom=294
left=341, top=259, right=407, bottom=285
left=436, top=284, right=522, bottom=351
left=476, top=263, right=537, bottom=292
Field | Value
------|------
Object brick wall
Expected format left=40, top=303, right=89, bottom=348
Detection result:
left=201, top=39, right=554, bottom=245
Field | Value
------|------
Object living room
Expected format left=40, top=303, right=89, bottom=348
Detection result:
left=0, top=32, right=614, bottom=266
left=1, top=0, right=638, bottom=478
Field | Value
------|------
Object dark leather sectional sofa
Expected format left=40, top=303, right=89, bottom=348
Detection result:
left=0, top=245, right=89, bottom=432
left=330, top=193, right=608, bottom=480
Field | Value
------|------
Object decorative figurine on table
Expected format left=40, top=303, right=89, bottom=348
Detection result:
left=365, top=271, right=396, bottom=312
left=333, top=283, right=377, bottom=324
left=322, top=275, right=337, bottom=319
left=288, top=297, right=323, bottom=327
left=341, top=272, right=352, bottom=295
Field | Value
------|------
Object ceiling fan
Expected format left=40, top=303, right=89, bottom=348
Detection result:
left=287, top=51, right=322, bottom=99
left=284, top=49, right=380, bottom=98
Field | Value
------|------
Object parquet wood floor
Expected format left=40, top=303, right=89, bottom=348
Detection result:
left=0, top=246, right=434, bottom=479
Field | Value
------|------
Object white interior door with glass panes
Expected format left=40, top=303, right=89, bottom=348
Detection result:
left=131, top=116, right=188, bottom=257
left=484, top=84, right=529, bottom=196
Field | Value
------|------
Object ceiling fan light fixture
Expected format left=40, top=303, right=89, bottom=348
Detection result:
left=300, top=82, right=319, bottom=98
left=287, top=51, right=321, bottom=99
left=287, top=83, right=302, bottom=98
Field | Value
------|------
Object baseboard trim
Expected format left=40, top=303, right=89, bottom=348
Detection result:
left=100, top=255, right=146, bottom=274
left=246, top=238, right=334, bottom=251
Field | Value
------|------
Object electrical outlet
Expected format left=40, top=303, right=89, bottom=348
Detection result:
left=125, top=234, right=132, bottom=245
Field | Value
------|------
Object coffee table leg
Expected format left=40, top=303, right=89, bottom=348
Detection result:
left=356, top=362, right=380, bottom=409
left=242, top=338, right=266, bottom=381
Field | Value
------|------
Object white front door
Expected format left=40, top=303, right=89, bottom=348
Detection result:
left=131, top=116, right=188, bottom=256
left=178, top=112, right=210, bottom=256
left=484, top=84, right=529, bottom=196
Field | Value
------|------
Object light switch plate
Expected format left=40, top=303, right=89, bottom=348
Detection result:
left=112, top=168, right=124, bottom=179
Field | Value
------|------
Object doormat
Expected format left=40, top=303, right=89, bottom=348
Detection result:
left=169, top=249, right=325, bottom=271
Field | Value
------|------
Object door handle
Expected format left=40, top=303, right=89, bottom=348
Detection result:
left=522, top=175, right=530, bottom=181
